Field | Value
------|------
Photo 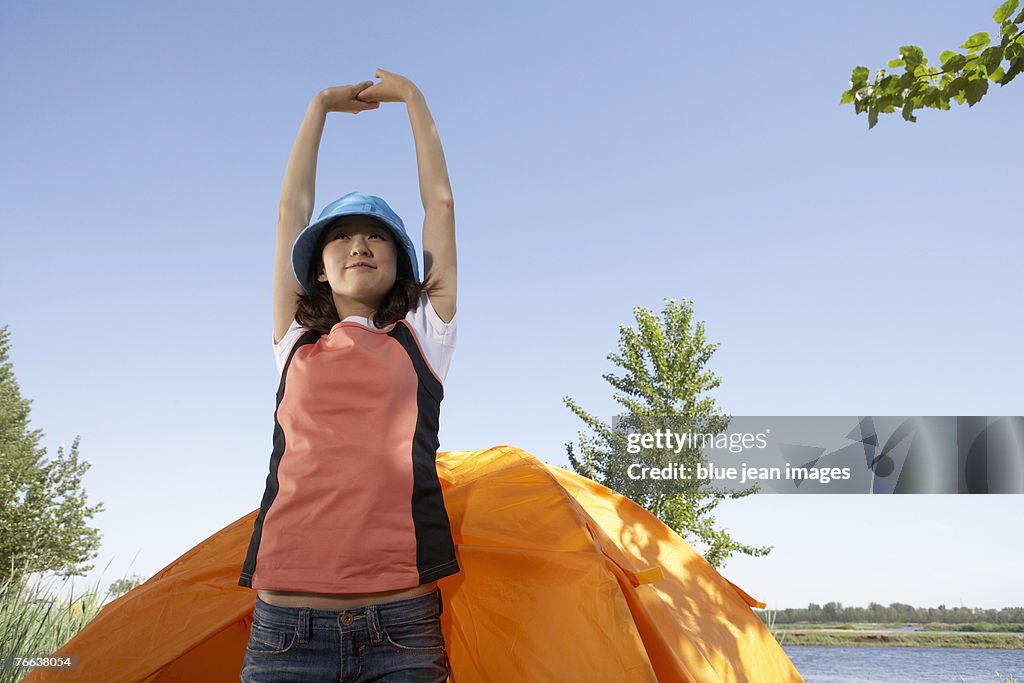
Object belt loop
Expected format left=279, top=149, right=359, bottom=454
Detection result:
left=297, top=607, right=311, bottom=643
left=437, top=588, right=444, bottom=617
left=366, top=604, right=383, bottom=644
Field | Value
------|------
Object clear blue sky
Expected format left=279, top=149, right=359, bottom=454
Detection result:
left=2, top=1, right=1021, bottom=609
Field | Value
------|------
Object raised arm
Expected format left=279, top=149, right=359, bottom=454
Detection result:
left=358, top=69, right=457, bottom=324
left=273, top=84, right=379, bottom=344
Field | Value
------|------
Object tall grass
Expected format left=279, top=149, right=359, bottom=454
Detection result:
left=0, top=559, right=136, bottom=683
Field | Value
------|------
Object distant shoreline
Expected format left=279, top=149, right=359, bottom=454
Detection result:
left=775, top=628, right=1024, bottom=650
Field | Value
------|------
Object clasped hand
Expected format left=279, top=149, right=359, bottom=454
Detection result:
left=317, top=69, right=417, bottom=114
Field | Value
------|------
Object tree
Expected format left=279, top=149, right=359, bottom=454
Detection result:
left=563, top=298, right=771, bottom=568
left=0, top=324, right=105, bottom=586
left=841, top=0, right=1024, bottom=128
left=107, top=573, right=146, bottom=599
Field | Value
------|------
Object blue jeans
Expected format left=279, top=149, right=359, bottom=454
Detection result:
left=240, top=588, right=449, bottom=682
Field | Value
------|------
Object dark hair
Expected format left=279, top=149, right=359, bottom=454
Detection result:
left=294, top=219, right=427, bottom=335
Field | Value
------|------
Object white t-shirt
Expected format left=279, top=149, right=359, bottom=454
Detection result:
left=273, top=291, right=456, bottom=383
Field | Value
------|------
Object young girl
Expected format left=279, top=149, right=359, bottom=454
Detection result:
left=237, top=69, right=458, bottom=682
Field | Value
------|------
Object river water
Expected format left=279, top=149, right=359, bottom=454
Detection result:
left=783, top=645, right=1023, bottom=682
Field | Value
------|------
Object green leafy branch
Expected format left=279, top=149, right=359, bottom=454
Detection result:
left=841, top=0, right=1024, bottom=128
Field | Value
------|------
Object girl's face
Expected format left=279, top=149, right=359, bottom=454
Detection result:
left=317, top=216, right=398, bottom=305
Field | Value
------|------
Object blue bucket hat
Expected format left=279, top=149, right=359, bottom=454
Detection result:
left=291, top=191, right=419, bottom=293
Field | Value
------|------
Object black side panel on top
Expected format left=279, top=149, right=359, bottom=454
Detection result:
left=238, top=329, right=321, bottom=588
left=387, top=322, right=460, bottom=583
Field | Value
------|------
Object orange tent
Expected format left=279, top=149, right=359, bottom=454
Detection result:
left=25, top=445, right=803, bottom=682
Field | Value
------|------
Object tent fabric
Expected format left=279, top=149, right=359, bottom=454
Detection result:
left=25, top=445, right=803, bottom=682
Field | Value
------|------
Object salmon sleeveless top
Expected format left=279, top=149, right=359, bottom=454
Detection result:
left=238, top=293, right=460, bottom=593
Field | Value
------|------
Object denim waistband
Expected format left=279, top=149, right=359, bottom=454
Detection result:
left=253, top=587, right=442, bottom=636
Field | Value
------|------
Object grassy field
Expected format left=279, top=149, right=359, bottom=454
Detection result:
left=773, top=626, right=1024, bottom=649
